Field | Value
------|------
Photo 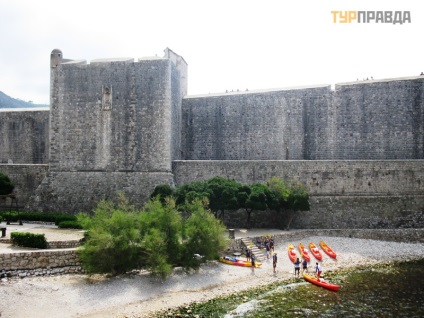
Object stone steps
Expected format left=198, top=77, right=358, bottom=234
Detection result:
left=240, top=237, right=265, bottom=262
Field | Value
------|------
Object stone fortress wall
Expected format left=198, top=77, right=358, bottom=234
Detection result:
left=182, top=78, right=423, bottom=160
left=0, top=108, right=49, bottom=164
left=0, top=48, right=422, bottom=228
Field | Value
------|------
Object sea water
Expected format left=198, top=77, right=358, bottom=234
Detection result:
left=226, top=259, right=424, bottom=318
left=157, top=259, right=424, bottom=318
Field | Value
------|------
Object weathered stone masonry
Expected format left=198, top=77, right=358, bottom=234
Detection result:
left=0, top=48, right=422, bottom=228
left=0, top=249, right=83, bottom=277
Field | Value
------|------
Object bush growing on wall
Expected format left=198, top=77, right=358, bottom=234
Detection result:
left=11, top=232, right=48, bottom=249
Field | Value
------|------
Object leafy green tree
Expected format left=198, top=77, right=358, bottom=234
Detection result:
left=206, top=177, right=242, bottom=219
left=239, top=183, right=275, bottom=228
left=138, top=198, right=182, bottom=269
left=77, top=199, right=142, bottom=274
left=150, top=184, right=174, bottom=203
left=0, top=172, right=14, bottom=195
left=286, top=180, right=310, bottom=229
left=78, top=194, right=228, bottom=278
left=180, top=199, right=228, bottom=269
left=266, top=177, right=310, bottom=230
left=174, top=181, right=210, bottom=206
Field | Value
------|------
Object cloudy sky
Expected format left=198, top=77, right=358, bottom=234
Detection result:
left=0, top=0, right=422, bottom=104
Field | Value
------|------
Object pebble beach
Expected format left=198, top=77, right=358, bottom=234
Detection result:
left=1, top=232, right=424, bottom=318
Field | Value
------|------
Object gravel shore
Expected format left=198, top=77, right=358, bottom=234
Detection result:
left=1, top=235, right=423, bottom=318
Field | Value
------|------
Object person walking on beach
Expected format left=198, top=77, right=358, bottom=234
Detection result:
left=272, top=252, right=277, bottom=273
left=294, top=257, right=301, bottom=277
left=265, top=241, right=270, bottom=259
left=251, top=254, right=256, bottom=273
left=246, top=248, right=251, bottom=263
left=315, top=262, right=322, bottom=281
left=302, top=259, right=308, bottom=273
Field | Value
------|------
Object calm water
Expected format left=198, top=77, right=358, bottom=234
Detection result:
left=156, top=259, right=424, bottom=318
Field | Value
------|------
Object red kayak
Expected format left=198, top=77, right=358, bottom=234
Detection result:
left=320, top=241, right=337, bottom=259
left=288, top=244, right=297, bottom=263
left=219, top=256, right=262, bottom=267
left=303, top=273, right=339, bottom=291
left=309, top=242, right=323, bottom=261
left=298, top=243, right=311, bottom=262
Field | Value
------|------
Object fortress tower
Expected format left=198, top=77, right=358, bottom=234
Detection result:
left=32, top=48, right=187, bottom=212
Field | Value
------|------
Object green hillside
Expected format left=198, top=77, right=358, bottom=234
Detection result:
left=0, top=91, right=48, bottom=108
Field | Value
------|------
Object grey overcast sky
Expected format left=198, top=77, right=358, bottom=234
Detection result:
left=0, top=0, right=422, bottom=104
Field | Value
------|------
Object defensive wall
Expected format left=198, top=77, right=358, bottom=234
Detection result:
left=0, top=48, right=422, bottom=228
left=182, top=77, right=424, bottom=160
left=0, top=108, right=49, bottom=164
left=173, top=160, right=424, bottom=229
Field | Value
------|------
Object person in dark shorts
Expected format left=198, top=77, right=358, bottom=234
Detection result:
left=302, top=259, right=308, bottom=273
left=272, top=252, right=278, bottom=273
left=294, top=257, right=301, bottom=277
left=251, top=254, right=256, bottom=272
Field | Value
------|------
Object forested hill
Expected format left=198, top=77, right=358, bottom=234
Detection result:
left=0, top=91, right=48, bottom=108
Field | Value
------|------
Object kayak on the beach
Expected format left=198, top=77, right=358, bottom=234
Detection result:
left=320, top=241, right=337, bottom=259
left=303, top=273, right=339, bottom=291
left=219, top=256, right=262, bottom=267
left=298, top=243, right=311, bottom=262
left=288, top=244, right=297, bottom=263
left=309, top=242, right=323, bottom=261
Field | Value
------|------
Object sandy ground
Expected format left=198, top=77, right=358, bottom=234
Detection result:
left=1, top=231, right=424, bottom=318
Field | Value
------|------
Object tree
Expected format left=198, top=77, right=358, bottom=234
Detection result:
left=206, top=177, right=242, bottom=219
left=0, top=172, right=14, bottom=195
left=180, top=199, right=228, bottom=270
left=150, top=184, right=174, bottom=203
left=138, top=198, right=183, bottom=273
left=78, top=195, right=229, bottom=278
left=239, top=183, right=275, bottom=228
left=267, top=177, right=310, bottom=230
left=77, top=199, right=142, bottom=275
left=174, top=181, right=210, bottom=206
left=285, top=180, right=310, bottom=229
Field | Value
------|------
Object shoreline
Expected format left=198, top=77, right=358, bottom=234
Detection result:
left=1, top=235, right=423, bottom=318
left=148, top=258, right=423, bottom=318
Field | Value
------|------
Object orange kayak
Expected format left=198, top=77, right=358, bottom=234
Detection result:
left=309, top=242, right=323, bottom=261
left=303, top=273, right=339, bottom=291
left=320, top=241, right=337, bottom=259
left=298, top=243, right=311, bottom=262
left=288, top=244, right=297, bottom=263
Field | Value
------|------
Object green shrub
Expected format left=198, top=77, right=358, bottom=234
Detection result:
left=0, top=211, right=78, bottom=224
left=0, top=172, right=14, bottom=195
left=58, top=221, right=82, bottom=229
left=54, top=214, right=77, bottom=225
left=0, top=215, right=3, bottom=223
left=1, top=211, right=19, bottom=222
left=11, top=232, right=48, bottom=249
left=78, top=196, right=228, bottom=278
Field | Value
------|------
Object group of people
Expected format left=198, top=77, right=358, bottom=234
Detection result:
left=246, top=237, right=323, bottom=280
left=293, top=258, right=323, bottom=280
